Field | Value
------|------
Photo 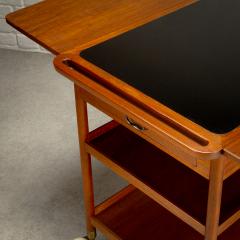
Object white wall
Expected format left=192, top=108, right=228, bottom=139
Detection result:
left=0, top=0, right=49, bottom=53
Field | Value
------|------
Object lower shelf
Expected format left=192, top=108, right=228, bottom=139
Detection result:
left=87, top=123, right=240, bottom=226
left=92, top=188, right=240, bottom=240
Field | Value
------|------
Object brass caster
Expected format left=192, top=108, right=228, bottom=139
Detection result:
left=88, top=230, right=96, bottom=240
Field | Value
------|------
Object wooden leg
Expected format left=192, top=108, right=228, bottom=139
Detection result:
left=205, top=157, right=225, bottom=240
left=74, top=84, right=96, bottom=240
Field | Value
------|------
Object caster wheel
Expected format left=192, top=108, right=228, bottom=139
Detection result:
left=74, top=231, right=96, bottom=240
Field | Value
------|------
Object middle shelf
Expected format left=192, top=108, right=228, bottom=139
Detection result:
left=85, top=121, right=240, bottom=234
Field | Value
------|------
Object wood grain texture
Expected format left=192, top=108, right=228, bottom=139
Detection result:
left=93, top=189, right=204, bottom=240
left=6, top=0, right=196, bottom=54
left=94, top=185, right=136, bottom=215
left=224, top=140, right=240, bottom=163
left=78, top=87, right=206, bottom=176
left=54, top=36, right=240, bottom=240
left=205, top=158, right=225, bottom=240
left=74, top=85, right=96, bottom=236
left=86, top=145, right=206, bottom=234
left=54, top=54, right=223, bottom=160
left=219, top=210, right=240, bottom=235
left=82, top=94, right=239, bottom=181
left=7, top=1, right=240, bottom=239
left=86, top=122, right=240, bottom=234
left=93, top=188, right=240, bottom=240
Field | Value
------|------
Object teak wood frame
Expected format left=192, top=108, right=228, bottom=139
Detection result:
left=67, top=53, right=240, bottom=240
left=72, top=83, right=238, bottom=240
left=6, top=0, right=197, bottom=55
left=6, top=0, right=240, bottom=238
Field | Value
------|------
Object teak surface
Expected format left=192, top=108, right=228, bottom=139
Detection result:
left=225, top=141, right=240, bottom=163
left=6, top=1, right=240, bottom=239
left=7, top=0, right=240, bottom=161
left=87, top=123, right=240, bottom=226
left=94, top=188, right=240, bottom=240
left=6, top=0, right=196, bottom=54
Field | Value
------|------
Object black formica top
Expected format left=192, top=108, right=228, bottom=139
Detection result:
left=80, top=0, right=240, bottom=134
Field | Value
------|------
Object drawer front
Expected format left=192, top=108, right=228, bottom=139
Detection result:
left=78, top=87, right=199, bottom=168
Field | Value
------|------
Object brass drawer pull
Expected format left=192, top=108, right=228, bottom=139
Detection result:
left=125, top=116, right=146, bottom=131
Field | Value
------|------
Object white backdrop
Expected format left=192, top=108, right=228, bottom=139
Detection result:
left=0, top=0, right=48, bottom=53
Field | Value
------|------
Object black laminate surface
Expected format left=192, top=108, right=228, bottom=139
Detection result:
left=80, top=0, right=240, bottom=134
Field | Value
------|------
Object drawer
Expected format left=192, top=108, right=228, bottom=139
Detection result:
left=80, top=87, right=240, bottom=180
left=54, top=53, right=223, bottom=177
left=78, top=86, right=198, bottom=166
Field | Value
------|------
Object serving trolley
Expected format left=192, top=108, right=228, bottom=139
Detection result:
left=7, top=0, right=240, bottom=239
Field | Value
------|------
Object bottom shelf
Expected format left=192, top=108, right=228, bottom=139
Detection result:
left=87, top=123, right=240, bottom=226
left=92, top=188, right=240, bottom=240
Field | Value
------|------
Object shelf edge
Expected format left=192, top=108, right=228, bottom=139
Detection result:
left=87, top=144, right=205, bottom=235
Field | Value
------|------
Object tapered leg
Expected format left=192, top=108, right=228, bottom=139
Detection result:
left=205, top=157, right=225, bottom=240
left=74, top=84, right=96, bottom=240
